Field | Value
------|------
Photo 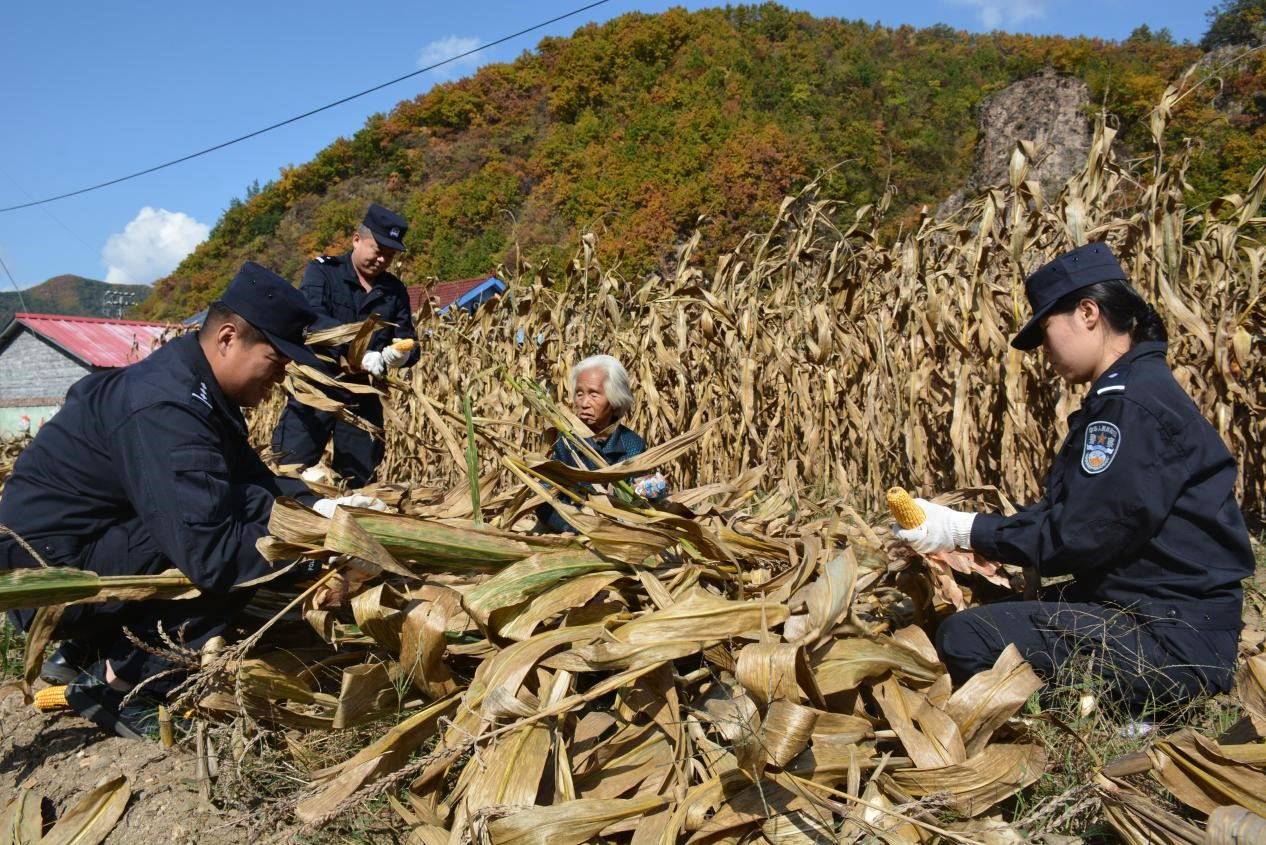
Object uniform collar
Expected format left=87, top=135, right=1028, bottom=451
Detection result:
left=338, top=251, right=361, bottom=286
left=1089, top=340, right=1167, bottom=395
left=171, top=334, right=248, bottom=431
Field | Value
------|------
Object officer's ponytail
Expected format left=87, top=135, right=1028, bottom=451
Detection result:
left=1048, top=280, right=1169, bottom=345
left=1128, top=296, right=1169, bottom=344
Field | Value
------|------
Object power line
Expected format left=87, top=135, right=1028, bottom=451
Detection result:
left=0, top=163, right=146, bottom=287
left=0, top=0, right=612, bottom=214
left=0, top=253, right=27, bottom=312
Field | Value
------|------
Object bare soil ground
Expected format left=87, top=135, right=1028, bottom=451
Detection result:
left=0, top=687, right=249, bottom=844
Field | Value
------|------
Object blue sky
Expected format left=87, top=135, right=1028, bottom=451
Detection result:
left=0, top=0, right=1213, bottom=292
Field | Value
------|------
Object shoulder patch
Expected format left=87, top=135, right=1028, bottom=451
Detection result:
left=191, top=381, right=213, bottom=410
left=315, top=255, right=338, bottom=265
left=1081, top=420, right=1121, bottom=475
left=1096, top=384, right=1126, bottom=395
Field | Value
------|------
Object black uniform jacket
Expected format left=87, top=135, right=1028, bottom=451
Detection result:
left=971, top=341, right=1254, bottom=627
left=0, top=334, right=317, bottom=593
left=300, top=252, right=419, bottom=369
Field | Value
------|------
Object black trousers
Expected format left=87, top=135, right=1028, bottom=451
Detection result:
left=271, top=394, right=385, bottom=488
left=935, top=597, right=1239, bottom=714
left=7, top=516, right=249, bottom=690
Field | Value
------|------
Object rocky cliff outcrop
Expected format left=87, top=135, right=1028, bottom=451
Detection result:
left=941, top=69, right=1092, bottom=214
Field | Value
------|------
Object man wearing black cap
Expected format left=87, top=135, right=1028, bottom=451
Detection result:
left=270, top=203, right=419, bottom=487
left=893, top=242, right=1254, bottom=718
left=0, top=262, right=370, bottom=738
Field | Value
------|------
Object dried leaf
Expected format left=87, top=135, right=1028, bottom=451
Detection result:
left=0, top=790, right=42, bottom=845
left=485, top=795, right=668, bottom=845
left=613, top=591, right=788, bottom=645
left=38, top=776, right=130, bottom=845
left=945, top=643, right=1042, bottom=755
left=873, top=678, right=966, bottom=769
left=883, top=744, right=1046, bottom=816
left=297, top=694, right=458, bottom=822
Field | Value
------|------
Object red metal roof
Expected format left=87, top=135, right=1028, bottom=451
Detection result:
left=11, top=313, right=175, bottom=368
left=407, top=276, right=496, bottom=312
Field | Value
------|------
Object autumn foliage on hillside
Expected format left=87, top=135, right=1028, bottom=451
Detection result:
left=138, top=4, right=1266, bottom=319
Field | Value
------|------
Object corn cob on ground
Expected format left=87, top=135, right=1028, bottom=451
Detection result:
left=887, top=487, right=926, bottom=529
left=34, top=685, right=70, bottom=712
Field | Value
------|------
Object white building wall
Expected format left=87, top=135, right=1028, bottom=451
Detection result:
left=0, top=330, right=92, bottom=401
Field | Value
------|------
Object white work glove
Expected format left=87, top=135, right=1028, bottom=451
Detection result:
left=380, top=344, right=409, bottom=369
left=313, top=495, right=390, bottom=518
left=360, top=350, right=386, bottom=378
left=893, top=498, right=977, bottom=554
left=300, top=466, right=328, bottom=483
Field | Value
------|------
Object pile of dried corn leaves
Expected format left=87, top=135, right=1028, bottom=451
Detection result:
left=191, top=437, right=1053, bottom=845
left=158, top=419, right=1260, bottom=845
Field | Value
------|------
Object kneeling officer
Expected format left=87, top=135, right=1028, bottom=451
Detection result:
left=894, top=243, right=1254, bottom=714
left=0, top=262, right=346, bottom=738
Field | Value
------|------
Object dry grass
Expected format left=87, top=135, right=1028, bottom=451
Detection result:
left=0, top=617, right=22, bottom=679
left=1015, top=659, right=1243, bottom=843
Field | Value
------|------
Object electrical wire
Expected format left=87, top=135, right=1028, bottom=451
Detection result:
left=0, top=0, right=611, bottom=213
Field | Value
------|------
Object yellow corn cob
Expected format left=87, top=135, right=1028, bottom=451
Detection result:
left=391, top=339, right=416, bottom=354
left=34, top=685, right=70, bottom=712
left=887, top=487, right=925, bottom=529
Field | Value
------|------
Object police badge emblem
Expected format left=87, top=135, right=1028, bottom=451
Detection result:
left=1082, top=421, right=1121, bottom=474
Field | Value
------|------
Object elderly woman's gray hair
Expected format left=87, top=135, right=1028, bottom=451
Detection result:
left=569, top=354, right=634, bottom=418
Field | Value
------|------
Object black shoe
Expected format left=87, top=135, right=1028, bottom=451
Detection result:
left=40, top=640, right=103, bottom=685
left=64, top=671, right=162, bottom=741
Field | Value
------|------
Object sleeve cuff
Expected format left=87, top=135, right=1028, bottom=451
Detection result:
left=970, top=512, right=1006, bottom=559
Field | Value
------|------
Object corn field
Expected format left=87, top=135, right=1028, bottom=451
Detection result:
left=3, top=75, right=1266, bottom=845
left=252, top=103, right=1264, bottom=523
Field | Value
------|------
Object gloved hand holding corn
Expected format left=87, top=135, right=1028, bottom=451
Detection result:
left=361, top=339, right=416, bottom=377
left=887, top=486, right=977, bottom=554
left=381, top=338, right=415, bottom=369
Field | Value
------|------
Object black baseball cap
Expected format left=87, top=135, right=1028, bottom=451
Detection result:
left=363, top=203, right=408, bottom=251
left=220, top=262, right=321, bottom=367
left=1012, top=242, right=1128, bottom=350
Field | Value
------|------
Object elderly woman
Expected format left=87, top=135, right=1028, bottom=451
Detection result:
left=536, top=355, right=665, bottom=533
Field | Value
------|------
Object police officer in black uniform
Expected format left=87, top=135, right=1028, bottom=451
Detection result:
left=895, top=243, right=1255, bottom=713
left=0, top=262, right=360, bottom=738
left=270, top=203, right=419, bottom=486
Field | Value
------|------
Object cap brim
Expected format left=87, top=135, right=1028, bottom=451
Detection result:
left=1010, top=301, right=1058, bottom=350
left=260, top=329, right=322, bottom=369
left=372, top=233, right=405, bottom=251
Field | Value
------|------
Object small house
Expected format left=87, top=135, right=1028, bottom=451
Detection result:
left=408, top=275, right=507, bottom=316
left=0, top=313, right=173, bottom=434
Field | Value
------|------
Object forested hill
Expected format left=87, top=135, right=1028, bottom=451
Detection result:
left=1, top=275, right=151, bottom=327
left=138, top=4, right=1266, bottom=319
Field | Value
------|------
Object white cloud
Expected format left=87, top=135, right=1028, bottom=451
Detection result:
left=417, top=35, right=483, bottom=80
left=102, top=207, right=209, bottom=285
left=952, top=0, right=1046, bottom=29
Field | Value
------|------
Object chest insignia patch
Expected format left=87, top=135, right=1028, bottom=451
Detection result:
left=1082, top=420, right=1121, bottom=475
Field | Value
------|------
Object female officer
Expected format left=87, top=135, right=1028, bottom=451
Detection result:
left=895, top=242, right=1255, bottom=713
